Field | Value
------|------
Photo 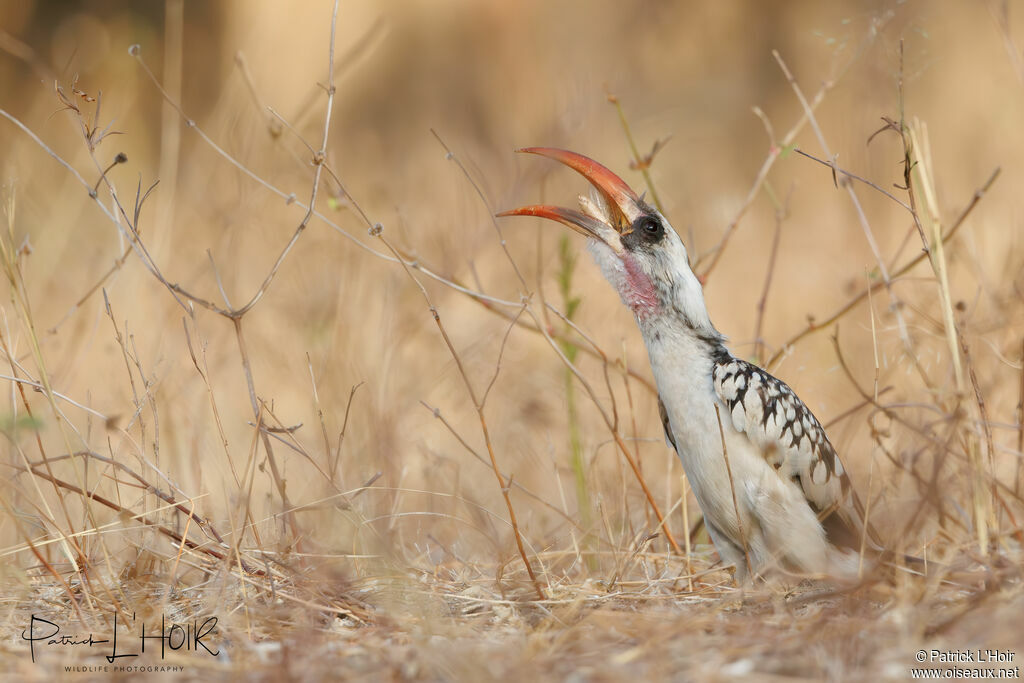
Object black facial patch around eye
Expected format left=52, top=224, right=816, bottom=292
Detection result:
left=624, top=215, right=665, bottom=249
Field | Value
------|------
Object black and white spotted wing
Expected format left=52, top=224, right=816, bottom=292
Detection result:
left=712, top=357, right=874, bottom=550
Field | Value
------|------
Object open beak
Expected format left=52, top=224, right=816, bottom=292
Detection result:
left=496, top=147, right=644, bottom=255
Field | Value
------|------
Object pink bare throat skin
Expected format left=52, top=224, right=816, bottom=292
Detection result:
left=620, top=254, right=660, bottom=318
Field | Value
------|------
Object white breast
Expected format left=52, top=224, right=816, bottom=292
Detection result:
left=641, top=321, right=838, bottom=578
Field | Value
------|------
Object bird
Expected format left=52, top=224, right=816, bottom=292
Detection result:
left=498, top=147, right=881, bottom=582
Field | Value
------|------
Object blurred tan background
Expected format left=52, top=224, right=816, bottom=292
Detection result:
left=1, top=0, right=1022, bottom=581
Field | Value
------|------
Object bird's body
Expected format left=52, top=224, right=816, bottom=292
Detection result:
left=501, top=148, right=877, bottom=581
left=647, top=318, right=864, bottom=580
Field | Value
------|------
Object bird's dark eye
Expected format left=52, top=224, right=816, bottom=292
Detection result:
left=637, top=216, right=663, bottom=239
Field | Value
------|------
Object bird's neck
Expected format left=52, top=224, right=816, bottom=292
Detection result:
left=632, top=263, right=729, bottom=400
left=638, top=310, right=728, bottom=369
left=587, top=240, right=727, bottom=355
left=639, top=256, right=723, bottom=346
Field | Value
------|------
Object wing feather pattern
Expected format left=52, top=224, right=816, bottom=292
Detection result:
left=711, top=357, right=879, bottom=552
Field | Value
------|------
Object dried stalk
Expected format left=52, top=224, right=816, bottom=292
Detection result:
left=714, top=403, right=752, bottom=578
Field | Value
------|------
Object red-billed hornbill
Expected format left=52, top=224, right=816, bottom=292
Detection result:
left=499, top=147, right=879, bottom=581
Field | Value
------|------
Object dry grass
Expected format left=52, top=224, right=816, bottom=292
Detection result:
left=1, top=0, right=1023, bottom=679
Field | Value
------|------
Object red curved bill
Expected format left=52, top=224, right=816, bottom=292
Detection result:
left=516, top=147, right=642, bottom=222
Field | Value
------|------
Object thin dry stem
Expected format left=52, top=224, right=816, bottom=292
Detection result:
left=752, top=183, right=789, bottom=364
left=767, top=167, right=1000, bottom=368
left=375, top=232, right=545, bottom=600
left=713, top=403, right=752, bottom=579
left=695, top=12, right=894, bottom=279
